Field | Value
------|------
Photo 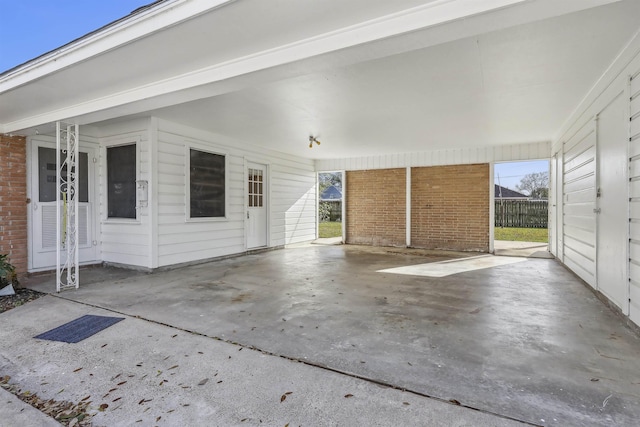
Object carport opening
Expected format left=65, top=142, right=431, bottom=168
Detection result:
left=318, top=171, right=343, bottom=240
left=494, top=160, right=549, bottom=255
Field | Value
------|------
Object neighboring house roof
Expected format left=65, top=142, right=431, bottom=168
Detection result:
left=320, top=185, right=342, bottom=201
left=495, top=185, right=527, bottom=199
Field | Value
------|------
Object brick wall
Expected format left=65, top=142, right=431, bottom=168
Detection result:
left=411, top=164, right=489, bottom=251
left=346, top=169, right=406, bottom=246
left=0, top=135, right=28, bottom=277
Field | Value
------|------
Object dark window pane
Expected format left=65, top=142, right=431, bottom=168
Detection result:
left=38, top=147, right=88, bottom=203
left=107, top=144, right=136, bottom=219
left=190, top=149, right=225, bottom=218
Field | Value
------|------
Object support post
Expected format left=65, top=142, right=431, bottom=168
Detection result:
left=56, top=122, right=79, bottom=291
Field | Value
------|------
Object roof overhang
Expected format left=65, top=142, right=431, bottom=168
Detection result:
left=1, top=0, right=637, bottom=159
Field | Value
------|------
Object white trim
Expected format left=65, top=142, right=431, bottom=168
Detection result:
left=489, top=162, right=495, bottom=254
left=101, top=137, right=141, bottom=223
left=406, top=167, right=411, bottom=248
left=149, top=117, right=159, bottom=269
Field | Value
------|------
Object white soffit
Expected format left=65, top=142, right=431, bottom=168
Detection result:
left=138, top=0, right=640, bottom=159
left=0, top=0, right=622, bottom=134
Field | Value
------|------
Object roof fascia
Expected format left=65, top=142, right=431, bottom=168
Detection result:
left=0, top=0, right=236, bottom=91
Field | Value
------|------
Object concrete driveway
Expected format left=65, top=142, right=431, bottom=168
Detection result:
left=5, top=244, right=640, bottom=426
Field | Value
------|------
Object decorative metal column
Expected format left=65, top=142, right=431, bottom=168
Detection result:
left=56, top=122, right=80, bottom=291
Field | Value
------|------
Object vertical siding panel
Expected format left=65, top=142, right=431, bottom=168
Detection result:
left=629, top=70, right=640, bottom=325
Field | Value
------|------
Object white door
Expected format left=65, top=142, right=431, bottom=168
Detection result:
left=31, top=142, right=97, bottom=270
left=596, top=92, right=628, bottom=313
left=247, top=162, right=268, bottom=249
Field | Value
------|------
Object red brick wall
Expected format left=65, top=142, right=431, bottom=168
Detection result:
left=346, top=169, right=406, bottom=247
left=0, top=135, right=28, bottom=277
left=411, top=164, right=489, bottom=251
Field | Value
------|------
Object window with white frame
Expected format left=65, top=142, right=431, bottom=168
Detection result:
left=107, top=144, right=136, bottom=219
left=189, top=148, right=225, bottom=218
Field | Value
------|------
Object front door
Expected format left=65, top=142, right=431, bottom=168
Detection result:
left=30, top=141, right=97, bottom=270
left=247, top=162, right=267, bottom=248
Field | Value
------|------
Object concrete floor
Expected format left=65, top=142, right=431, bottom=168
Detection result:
left=11, top=244, right=640, bottom=425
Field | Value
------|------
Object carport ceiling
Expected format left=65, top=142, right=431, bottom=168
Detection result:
left=4, top=1, right=640, bottom=160
left=137, top=1, right=640, bottom=159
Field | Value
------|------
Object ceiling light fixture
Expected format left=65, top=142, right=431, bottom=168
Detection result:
left=309, top=135, right=321, bottom=148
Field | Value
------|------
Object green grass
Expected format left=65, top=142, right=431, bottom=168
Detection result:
left=495, top=227, right=548, bottom=243
left=319, top=221, right=342, bottom=238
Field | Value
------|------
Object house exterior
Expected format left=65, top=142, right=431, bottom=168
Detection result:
left=2, top=1, right=640, bottom=326
left=319, top=185, right=342, bottom=202
left=494, top=185, right=528, bottom=200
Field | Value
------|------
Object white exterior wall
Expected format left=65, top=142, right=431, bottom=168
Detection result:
left=551, top=30, right=640, bottom=326
left=561, top=120, right=597, bottom=287
left=629, top=67, right=640, bottom=325
left=315, top=141, right=550, bottom=171
left=155, top=119, right=316, bottom=268
left=97, top=118, right=153, bottom=268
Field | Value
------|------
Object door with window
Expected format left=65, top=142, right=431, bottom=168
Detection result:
left=31, top=142, right=97, bottom=270
left=247, top=162, right=267, bottom=248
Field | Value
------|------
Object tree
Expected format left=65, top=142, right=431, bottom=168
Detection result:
left=516, top=172, right=549, bottom=199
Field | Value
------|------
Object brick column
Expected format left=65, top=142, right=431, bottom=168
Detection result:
left=0, top=135, right=28, bottom=278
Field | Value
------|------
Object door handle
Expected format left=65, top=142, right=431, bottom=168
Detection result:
left=593, top=208, right=601, bottom=214
left=247, top=211, right=250, bottom=219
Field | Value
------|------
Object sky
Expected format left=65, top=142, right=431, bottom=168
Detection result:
left=494, top=160, right=549, bottom=191
left=0, top=1, right=151, bottom=73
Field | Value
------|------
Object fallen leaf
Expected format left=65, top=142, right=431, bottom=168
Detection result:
left=344, top=394, right=354, bottom=398
left=280, top=394, right=287, bottom=402
left=198, top=378, right=209, bottom=386
left=81, top=395, right=91, bottom=401
left=101, top=344, right=108, bottom=348
left=73, top=368, right=82, bottom=373
left=168, top=365, right=179, bottom=370
left=172, top=334, right=177, bottom=338
left=69, top=417, right=79, bottom=427
left=403, top=402, right=410, bottom=405
left=113, top=397, right=122, bottom=402
left=241, top=418, right=247, bottom=422
left=117, top=381, right=127, bottom=386
left=449, top=399, right=461, bottom=405
left=591, top=378, right=600, bottom=382
left=156, top=416, right=162, bottom=422
left=98, top=403, right=108, bottom=412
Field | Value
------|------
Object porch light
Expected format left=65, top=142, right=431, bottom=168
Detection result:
left=309, top=136, right=321, bottom=148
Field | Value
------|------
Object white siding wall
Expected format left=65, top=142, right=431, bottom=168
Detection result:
left=155, top=119, right=315, bottom=268
left=97, top=118, right=153, bottom=268
left=629, top=68, right=640, bottom=325
left=562, top=120, right=597, bottom=287
left=315, top=141, right=550, bottom=171
left=552, top=30, right=640, bottom=326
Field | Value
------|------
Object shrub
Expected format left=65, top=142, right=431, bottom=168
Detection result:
left=0, top=254, right=19, bottom=288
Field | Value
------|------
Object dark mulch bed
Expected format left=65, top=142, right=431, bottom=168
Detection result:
left=0, top=288, right=46, bottom=313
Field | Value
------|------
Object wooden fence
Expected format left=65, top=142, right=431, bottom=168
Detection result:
left=495, top=200, right=548, bottom=228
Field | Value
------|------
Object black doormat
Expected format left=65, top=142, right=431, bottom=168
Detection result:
left=34, top=315, right=125, bottom=343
